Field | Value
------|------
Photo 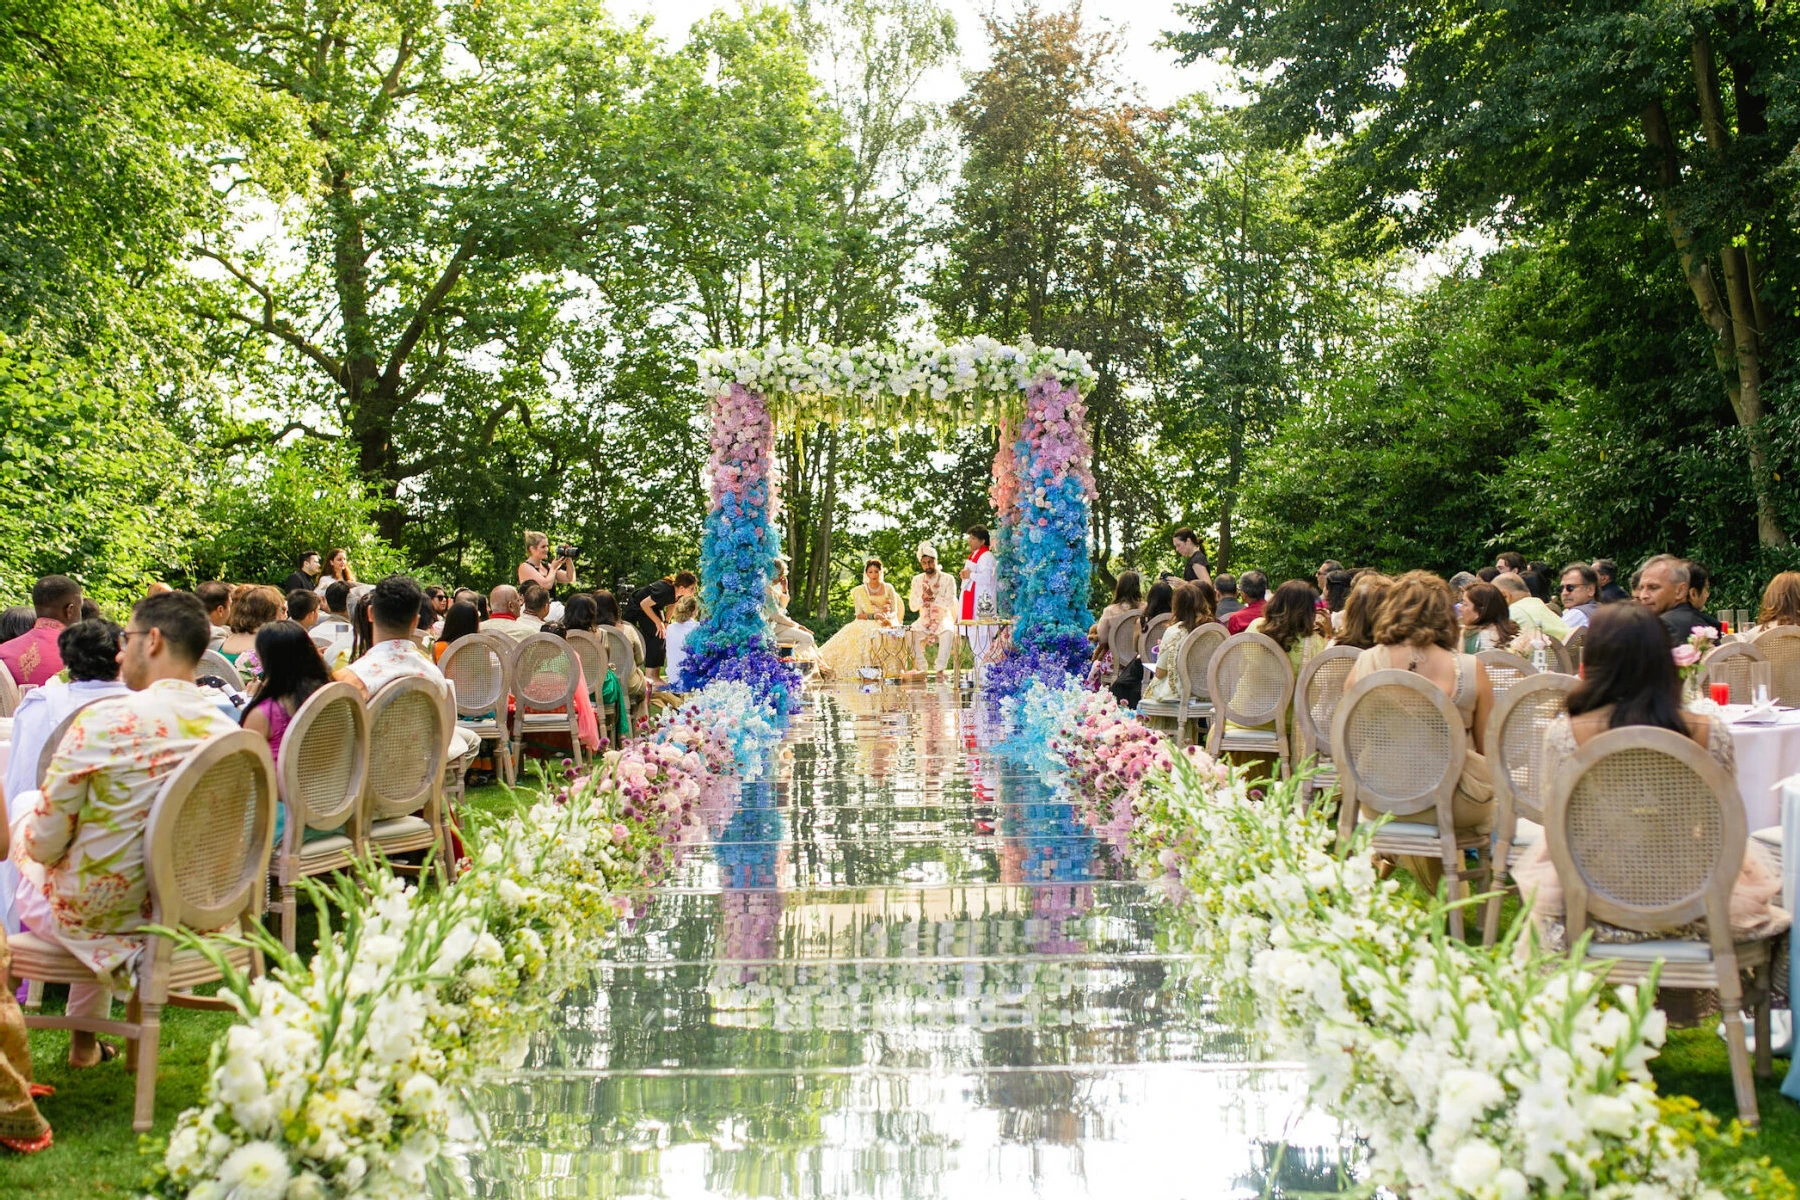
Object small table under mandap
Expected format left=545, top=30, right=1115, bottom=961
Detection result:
left=951, top=618, right=1014, bottom=693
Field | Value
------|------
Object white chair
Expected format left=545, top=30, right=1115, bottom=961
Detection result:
left=511, top=632, right=585, bottom=769
left=1541, top=634, right=1575, bottom=675
left=1108, top=616, right=1140, bottom=684
left=270, top=682, right=369, bottom=951
left=1481, top=672, right=1577, bottom=945
left=565, top=629, right=608, bottom=705
left=1136, top=622, right=1227, bottom=747
left=1204, top=631, right=1297, bottom=777
left=1545, top=727, right=1780, bottom=1127
left=195, top=649, right=245, bottom=693
left=1749, top=625, right=1800, bottom=705
left=599, top=625, right=642, bottom=734
left=1701, top=640, right=1766, bottom=704
left=0, top=668, right=18, bottom=718
left=1332, top=668, right=1487, bottom=940
left=4, top=729, right=277, bottom=1130
left=439, top=633, right=516, bottom=784
left=1474, top=649, right=1535, bottom=699
left=358, top=676, right=454, bottom=881
left=1292, top=645, right=1362, bottom=805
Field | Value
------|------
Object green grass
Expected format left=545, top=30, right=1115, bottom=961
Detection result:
left=1650, top=1027, right=1800, bottom=1169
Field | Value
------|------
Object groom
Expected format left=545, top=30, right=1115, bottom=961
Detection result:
left=907, top=542, right=957, bottom=676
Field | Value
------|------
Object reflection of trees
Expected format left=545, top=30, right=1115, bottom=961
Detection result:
left=1232, top=1139, right=1365, bottom=1197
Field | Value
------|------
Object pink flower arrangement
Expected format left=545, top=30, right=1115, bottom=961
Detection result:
left=1673, top=624, right=1720, bottom=680
left=1044, top=691, right=1216, bottom=846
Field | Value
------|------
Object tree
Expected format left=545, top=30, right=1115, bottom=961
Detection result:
left=932, top=3, right=1179, bottom=588
left=1154, top=98, right=1374, bottom=570
left=1169, top=0, right=1800, bottom=546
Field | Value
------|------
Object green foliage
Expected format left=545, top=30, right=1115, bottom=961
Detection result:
left=0, top=334, right=206, bottom=611
left=188, top=442, right=410, bottom=587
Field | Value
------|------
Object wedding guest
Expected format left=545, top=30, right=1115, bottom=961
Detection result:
left=1089, top=572, right=1144, bottom=658
left=283, top=552, right=322, bottom=596
left=1594, top=559, right=1629, bottom=604
left=196, top=581, right=232, bottom=649
left=479, top=585, right=526, bottom=638
left=1333, top=572, right=1394, bottom=651
left=1512, top=602, right=1788, bottom=949
left=594, top=590, right=649, bottom=710
left=17, top=591, right=238, bottom=1067
left=0, top=575, right=82, bottom=687
left=517, top=582, right=550, bottom=633
left=1494, top=572, right=1570, bottom=642
left=337, top=575, right=481, bottom=759
left=323, top=547, right=357, bottom=586
left=1754, top=572, right=1800, bottom=631
left=1143, top=582, right=1208, bottom=705
left=767, top=558, right=820, bottom=664
left=0, top=609, right=33, bottom=646
left=433, top=601, right=482, bottom=664
left=664, top=596, right=701, bottom=686
left=286, top=589, right=320, bottom=631
left=1460, top=582, right=1518, bottom=653
left=0, top=814, right=51, bottom=1154
left=1495, top=551, right=1526, bottom=574
left=1224, top=571, right=1269, bottom=635
left=216, top=585, right=283, bottom=665
left=1213, top=575, right=1243, bottom=622
left=240, top=620, right=330, bottom=766
left=1635, top=555, right=1718, bottom=644
left=1557, top=563, right=1600, bottom=630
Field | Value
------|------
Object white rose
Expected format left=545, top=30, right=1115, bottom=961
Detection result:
left=1448, top=1139, right=1503, bottom=1193
left=1494, top=1168, right=1529, bottom=1200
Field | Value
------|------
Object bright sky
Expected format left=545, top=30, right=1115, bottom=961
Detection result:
left=619, top=0, right=1231, bottom=108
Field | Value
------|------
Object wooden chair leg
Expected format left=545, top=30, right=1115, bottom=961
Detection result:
left=1443, top=848, right=1465, bottom=942
left=1483, top=837, right=1513, bottom=948
left=1753, top=965, right=1774, bottom=1079
left=23, top=979, right=43, bottom=1010
left=132, top=1003, right=161, bottom=1132
left=124, top=995, right=141, bottom=1070
left=1717, top=962, right=1761, bottom=1128
left=281, top=882, right=298, bottom=953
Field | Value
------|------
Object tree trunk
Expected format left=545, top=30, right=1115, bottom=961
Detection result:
left=812, top=428, right=838, bottom=621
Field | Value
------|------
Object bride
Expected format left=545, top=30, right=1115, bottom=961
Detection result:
left=817, top=558, right=910, bottom=679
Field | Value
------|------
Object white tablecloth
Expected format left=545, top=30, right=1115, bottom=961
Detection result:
left=1723, top=708, right=1800, bottom=830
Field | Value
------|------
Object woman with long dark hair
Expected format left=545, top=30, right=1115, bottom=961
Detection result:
left=1334, top=572, right=1393, bottom=651
left=350, top=594, right=374, bottom=662
left=1139, top=578, right=1175, bottom=638
left=433, top=601, right=482, bottom=664
left=1512, top=602, right=1784, bottom=949
left=1459, top=581, right=1518, bottom=653
left=240, top=620, right=331, bottom=763
left=592, top=589, right=647, bottom=710
left=1249, top=580, right=1330, bottom=667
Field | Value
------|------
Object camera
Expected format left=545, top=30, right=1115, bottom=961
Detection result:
left=557, top=544, right=580, bottom=558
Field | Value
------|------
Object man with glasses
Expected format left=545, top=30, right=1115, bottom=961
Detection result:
left=13, top=591, right=236, bottom=1068
left=1558, top=563, right=1600, bottom=631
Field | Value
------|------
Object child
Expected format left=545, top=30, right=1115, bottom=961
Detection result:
left=662, top=595, right=701, bottom=688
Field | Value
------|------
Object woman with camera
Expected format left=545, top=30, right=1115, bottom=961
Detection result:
left=519, top=531, right=577, bottom=590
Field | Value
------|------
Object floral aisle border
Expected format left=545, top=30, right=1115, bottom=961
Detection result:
left=683, top=338, right=1098, bottom=705
left=1002, top=681, right=1794, bottom=1200
left=147, top=681, right=782, bottom=1200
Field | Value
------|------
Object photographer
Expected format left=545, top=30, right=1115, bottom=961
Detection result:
left=518, top=531, right=577, bottom=590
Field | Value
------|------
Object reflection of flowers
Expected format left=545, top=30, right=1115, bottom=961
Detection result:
left=680, top=384, right=802, bottom=713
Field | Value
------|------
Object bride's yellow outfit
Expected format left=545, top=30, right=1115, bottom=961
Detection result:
left=817, top=575, right=910, bottom=679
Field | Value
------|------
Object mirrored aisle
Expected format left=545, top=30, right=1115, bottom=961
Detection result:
left=452, top=683, right=1354, bottom=1199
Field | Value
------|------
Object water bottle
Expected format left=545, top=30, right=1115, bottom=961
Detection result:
left=1531, top=640, right=1547, bottom=674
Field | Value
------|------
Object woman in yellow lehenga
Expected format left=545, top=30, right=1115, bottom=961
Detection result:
left=817, top=558, right=910, bottom=680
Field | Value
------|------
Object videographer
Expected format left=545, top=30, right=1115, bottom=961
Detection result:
left=519, top=531, right=577, bottom=590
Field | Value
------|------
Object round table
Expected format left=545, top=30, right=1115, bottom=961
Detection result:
left=1721, top=706, right=1800, bottom=830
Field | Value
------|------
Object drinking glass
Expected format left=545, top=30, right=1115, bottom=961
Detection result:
left=1738, top=608, right=1753, bottom=634
left=1718, top=609, right=1735, bottom=634
left=1751, top=661, right=1773, bottom=707
left=1710, top=680, right=1733, bottom=707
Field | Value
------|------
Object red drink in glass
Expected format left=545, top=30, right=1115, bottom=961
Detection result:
left=1710, top=681, right=1732, bottom=706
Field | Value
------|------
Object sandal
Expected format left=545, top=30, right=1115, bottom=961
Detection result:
left=0, top=1128, right=53, bottom=1155
left=27, top=1084, right=53, bottom=1099
left=69, top=1039, right=120, bottom=1069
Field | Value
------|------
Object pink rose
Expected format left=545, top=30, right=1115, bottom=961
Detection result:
left=1672, top=644, right=1701, bottom=668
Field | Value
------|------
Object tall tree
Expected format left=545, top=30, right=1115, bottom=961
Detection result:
left=932, top=2, right=1179, bottom=586
left=1169, top=0, right=1800, bottom=547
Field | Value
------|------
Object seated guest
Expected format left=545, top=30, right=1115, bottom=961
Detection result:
left=317, top=582, right=353, bottom=632
left=1459, top=581, right=1519, bottom=652
left=196, top=581, right=232, bottom=650
left=1512, top=603, right=1788, bottom=949
left=1594, top=558, right=1629, bottom=604
left=80, top=599, right=102, bottom=623
left=1347, top=570, right=1496, bottom=891
left=286, top=589, right=320, bottom=631
left=531, top=623, right=601, bottom=754
left=216, top=585, right=283, bottom=665
left=1449, top=570, right=1478, bottom=598
left=283, top=551, right=321, bottom=596
left=2, top=620, right=129, bottom=935
left=1214, top=575, right=1243, bottom=622
left=1227, top=581, right=1330, bottom=768
left=1494, top=551, right=1526, bottom=574
left=349, top=593, right=375, bottom=663
left=1224, top=570, right=1269, bottom=635
left=664, top=595, right=702, bottom=687
left=1089, top=571, right=1144, bottom=651
left=414, top=593, right=436, bottom=647
left=1323, top=569, right=1354, bottom=632
left=1754, top=571, right=1800, bottom=631
left=1557, top=563, right=1600, bottom=630
left=1333, top=572, right=1393, bottom=651
left=1476, top=566, right=1500, bottom=583
left=1494, top=572, right=1571, bottom=642
left=0, top=815, right=52, bottom=1154
left=768, top=558, right=820, bottom=663
left=0, top=608, right=34, bottom=646
left=311, top=581, right=356, bottom=670
left=1139, top=578, right=1175, bottom=655
left=240, top=620, right=329, bottom=768
left=1519, top=568, right=1552, bottom=604
left=480, top=585, right=526, bottom=638
left=594, top=590, right=648, bottom=709
left=425, top=586, right=450, bottom=635
left=337, top=575, right=479, bottom=760
left=0, top=575, right=82, bottom=687
left=433, top=600, right=482, bottom=663
left=517, top=582, right=550, bottom=633
left=1635, top=554, right=1719, bottom=644
left=1314, top=560, right=1343, bottom=597
left=452, top=587, right=488, bottom=621
left=1143, top=582, right=1209, bottom=705
left=1686, top=560, right=1716, bottom=616
left=16, top=592, right=237, bottom=1066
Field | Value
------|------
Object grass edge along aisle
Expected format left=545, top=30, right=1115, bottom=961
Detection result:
left=140, top=680, right=781, bottom=1200
left=1006, top=678, right=1794, bottom=1200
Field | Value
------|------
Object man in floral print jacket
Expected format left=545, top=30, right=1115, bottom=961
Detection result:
left=14, top=591, right=235, bottom=1068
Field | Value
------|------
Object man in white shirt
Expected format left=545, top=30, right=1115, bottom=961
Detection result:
left=1557, top=563, right=1600, bottom=631
left=339, top=575, right=480, bottom=759
left=959, top=525, right=1000, bottom=677
left=907, top=542, right=958, bottom=676
left=516, top=582, right=550, bottom=634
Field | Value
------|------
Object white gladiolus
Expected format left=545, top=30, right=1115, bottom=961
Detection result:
left=217, top=1141, right=291, bottom=1200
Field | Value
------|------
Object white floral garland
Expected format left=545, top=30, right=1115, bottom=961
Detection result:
left=696, top=336, right=1097, bottom=428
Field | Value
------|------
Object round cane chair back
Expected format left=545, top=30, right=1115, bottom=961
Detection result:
left=1565, top=625, right=1586, bottom=656
left=1330, top=669, right=1466, bottom=819
left=0, top=668, right=17, bottom=718
left=1474, top=649, right=1536, bottom=698
left=1294, top=645, right=1362, bottom=764
left=1140, top=612, right=1173, bottom=665
left=439, top=633, right=511, bottom=716
left=195, top=649, right=245, bottom=693
left=1749, top=625, right=1800, bottom=705
left=1487, top=672, right=1576, bottom=826
left=35, top=695, right=111, bottom=789
left=1540, top=635, right=1575, bottom=675
left=1206, top=631, right=1295, bottom=729
left=1701, top=640, right=1766, bottom=705
left=1178, top=623, right=1229, bottom=705
left=565, top=630, right=607, bottom=700
left=512, top=632, right=579, bottom=712
left=1545, top=726, right=1742, bottom=934
left=280, top=682, right=369, bottom=837
left=145, top=729, right=277, bottom=932
left=599, top=625, right=637, bottom=691
left=363, top=677, right=447, bottom=823
left=1109, top=615, right=1141, bottom=672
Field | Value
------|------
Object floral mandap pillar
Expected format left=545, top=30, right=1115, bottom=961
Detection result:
left=676, top=384, right=803, bottom=712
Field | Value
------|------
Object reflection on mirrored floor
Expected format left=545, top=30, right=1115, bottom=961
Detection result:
left=453, top=683, right=1357, bottom=1198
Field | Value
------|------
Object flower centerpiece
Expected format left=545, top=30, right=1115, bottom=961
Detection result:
left=1673, top=625, right=1721, bottom=703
